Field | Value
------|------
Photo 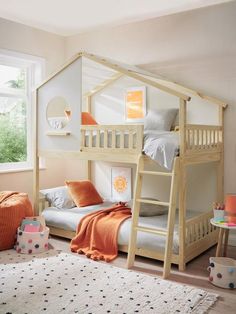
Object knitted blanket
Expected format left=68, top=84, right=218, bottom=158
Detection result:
left=70, top=203, right=131, bottom=262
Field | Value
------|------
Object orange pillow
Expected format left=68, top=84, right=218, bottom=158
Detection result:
left=66, top=180, right=103, bottom=207
left=81, top=112, right=98, bottom=125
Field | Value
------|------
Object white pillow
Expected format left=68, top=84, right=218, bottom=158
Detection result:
left=40, top=186, right=75, bottom=209
left=128, top=198, right=167, bottom=217
left=144, top=108, right=178, bottom=131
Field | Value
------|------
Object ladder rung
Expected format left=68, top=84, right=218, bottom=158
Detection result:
left=137, top=198, right=169, bottom=207
left=139, top=170, right=172, bottom=177
left=136, top=226, right=167, bottom=236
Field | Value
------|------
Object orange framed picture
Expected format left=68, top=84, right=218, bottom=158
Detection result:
left=125, top=86, right=146, bottom=122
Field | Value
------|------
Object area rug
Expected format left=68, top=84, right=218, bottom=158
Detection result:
left=0, top=249, right=218, bottom=314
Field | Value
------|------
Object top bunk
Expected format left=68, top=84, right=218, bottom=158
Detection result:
left=35, top=51, right=228, bottom=166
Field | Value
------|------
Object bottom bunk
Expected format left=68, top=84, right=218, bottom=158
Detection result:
left=39, top=195, right=218, bottom=268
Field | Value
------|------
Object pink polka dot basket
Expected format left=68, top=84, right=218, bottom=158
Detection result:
left=208, top=257, right=236, bottom=289
left=15, top=227, right=49, bottom=254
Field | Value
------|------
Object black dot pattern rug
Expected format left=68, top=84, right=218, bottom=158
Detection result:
left=0, top=249, right=218, bottom=314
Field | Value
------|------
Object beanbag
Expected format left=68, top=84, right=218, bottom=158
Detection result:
left=0, top=191, right=33, bottom=251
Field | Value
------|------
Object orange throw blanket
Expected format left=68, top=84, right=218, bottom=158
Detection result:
left=71, top=203, right=131, bottom=262
left=0, top=191, right=33, bottom=251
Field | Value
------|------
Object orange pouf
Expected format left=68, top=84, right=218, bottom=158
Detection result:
left=0, top=191, right=33, bottom=251
left=225, top=194, right=236, bottom=224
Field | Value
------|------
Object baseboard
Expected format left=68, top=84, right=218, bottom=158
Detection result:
left=228, top=232, right=236, bottom=246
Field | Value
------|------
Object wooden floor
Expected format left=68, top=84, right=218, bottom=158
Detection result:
left=50, top=236, right=236, bottom=313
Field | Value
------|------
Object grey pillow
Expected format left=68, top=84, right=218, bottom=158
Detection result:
left=128, top=198, right=167, bottom=217
left=40, top=186, right=75, bottom=209
left=144, top=108, right=178, bottom=131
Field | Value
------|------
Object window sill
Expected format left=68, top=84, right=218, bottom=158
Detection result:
left=0, top=167, right=46, bottom=174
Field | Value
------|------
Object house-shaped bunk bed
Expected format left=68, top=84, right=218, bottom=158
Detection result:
left=34, top=51, right=227, bottom=278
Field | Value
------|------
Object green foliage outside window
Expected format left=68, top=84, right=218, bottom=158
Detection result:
left=0, top=70, right=27, bottom=163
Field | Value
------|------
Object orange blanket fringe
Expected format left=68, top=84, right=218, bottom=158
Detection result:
left=70, top=203, right=131, bottom=262
left=0, top=191, right=33, bottom=250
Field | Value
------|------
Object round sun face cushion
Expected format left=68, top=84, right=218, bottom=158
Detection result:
left=66, top=181, right=103, bottom=207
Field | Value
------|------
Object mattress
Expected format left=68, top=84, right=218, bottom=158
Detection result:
left=85, top=130, right=179, bottom=170
left=42, top=201, right=196, bottom=254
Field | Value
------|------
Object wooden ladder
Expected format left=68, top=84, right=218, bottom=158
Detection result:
left=127, top=155, right=179, bottom=279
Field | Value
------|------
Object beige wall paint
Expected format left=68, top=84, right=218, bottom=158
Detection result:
left=0, top=17, right=65, bottom=75
left=0, top=17, right=67, bottom=201
left=65, top=1, right=236, bottom=197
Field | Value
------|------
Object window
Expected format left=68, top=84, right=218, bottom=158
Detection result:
left=0, top=50, right=44, bottom=172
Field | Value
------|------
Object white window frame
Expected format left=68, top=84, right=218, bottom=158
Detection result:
left=0, top=49, right=45, bottom=173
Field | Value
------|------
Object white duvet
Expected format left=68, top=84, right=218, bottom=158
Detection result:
left=143, top=130, right=179, bottom=170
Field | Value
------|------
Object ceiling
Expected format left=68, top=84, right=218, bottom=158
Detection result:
left=0, top=0, right=231, bottom=36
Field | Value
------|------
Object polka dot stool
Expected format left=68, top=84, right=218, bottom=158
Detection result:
left=208, top=257, right=236, bottom=289
left=15, top=227, right=49, bottom=254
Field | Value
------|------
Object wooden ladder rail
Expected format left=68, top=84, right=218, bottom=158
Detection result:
left=127, top=155, right=179, bottom=279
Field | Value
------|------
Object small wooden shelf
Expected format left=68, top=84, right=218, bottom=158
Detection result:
left=46, top=131, right=71, bottom=136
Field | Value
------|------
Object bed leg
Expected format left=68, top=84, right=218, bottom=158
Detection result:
left=178, top=261, right=186, bottom=272
left=178, top=161, right=187, bottom=273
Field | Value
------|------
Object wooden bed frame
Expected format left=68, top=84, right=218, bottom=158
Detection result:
left=39, top=197, right=218, bottom=267
left=34, top=51, right=227, bottom=278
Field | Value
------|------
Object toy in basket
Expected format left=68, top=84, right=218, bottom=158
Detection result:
left=208, top=257, right=236, bottom=289
left=15, top=216, right=49, bottom=254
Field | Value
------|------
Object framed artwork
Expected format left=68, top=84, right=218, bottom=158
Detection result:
left=111, top=167, right=132, bottom=202
left=125, top=86, right=146, bottom=122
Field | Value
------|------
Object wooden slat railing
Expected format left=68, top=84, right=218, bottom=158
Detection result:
left=80, top=125, right=143, bottom=154
left=185, top=211, right=216, bottom=246
left=185, top=124, right=222, bottom=153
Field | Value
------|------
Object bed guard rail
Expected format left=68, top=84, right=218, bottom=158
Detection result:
left=185, top=211, right=216, bottom=246
left=184, top=124, right=223, bottom=153
left=80, top=124, right=144, bottom=154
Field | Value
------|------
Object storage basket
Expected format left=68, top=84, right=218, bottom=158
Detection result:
left=15, top=227, right=49, bottom=254
left=208, top=257, right=236, bottom=289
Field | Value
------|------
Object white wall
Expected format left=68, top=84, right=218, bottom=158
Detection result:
left=0, top=17, right=67, bottom=201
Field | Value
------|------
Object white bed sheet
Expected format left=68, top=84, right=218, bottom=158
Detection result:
left=42, top=201, right=196, bottom=254
left=143, top=130, right=179, bottom=170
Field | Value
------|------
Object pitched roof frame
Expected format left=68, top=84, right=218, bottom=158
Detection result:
left=37, top=51, right=228, bottom=108
left=83, top=52, right=190, bottom=101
